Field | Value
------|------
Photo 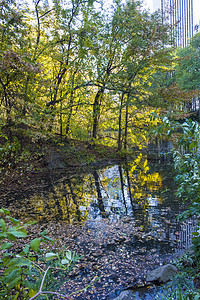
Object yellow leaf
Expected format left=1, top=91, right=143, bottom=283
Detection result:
left=29, top=289, right=37, bottom=297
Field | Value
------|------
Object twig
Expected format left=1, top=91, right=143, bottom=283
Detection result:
left=29, top=290, right=69, bottom=299
left=29, top=266, right=101, bottom=299
left=29, top=266, right=51, bottom=300
left=67, top=276, right=101, bottom=297
left=29, top=266, right=70, bottom=300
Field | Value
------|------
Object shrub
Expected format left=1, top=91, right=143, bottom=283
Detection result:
left=0, top=207, right=80, bottom=299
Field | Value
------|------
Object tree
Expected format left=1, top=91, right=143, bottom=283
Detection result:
left=107, top=2, right=174, bottom=150
left=0, top=0, right=41, bottom=141
left=175, top=33, right=200, bottom=117
left=0, top=0, right=189, bottom=152
left=175, top=33, right=200, bottom=91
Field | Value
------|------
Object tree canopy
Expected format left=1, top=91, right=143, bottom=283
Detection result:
left=0, top=0, right=188, bottom=150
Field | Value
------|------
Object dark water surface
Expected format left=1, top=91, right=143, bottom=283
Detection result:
left=0, top=153, right=195, bottom=299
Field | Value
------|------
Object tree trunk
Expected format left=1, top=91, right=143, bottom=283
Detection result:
left=3, top=83, right=12, bottom=142
left=66, top=74, right=76, bottom=136
left=52, top=67, right=67, bottom=107
left=125, top=161, right=133, bottom=210
left=124, top=94, right=129, bottom=151
left=198, top=92, right=200, bottom=121
left=65, top=106, right=72, bottom=137
left=118, top=93, right=124, bottom=151
left=60, top=101, right=63, bottom=137
left=65, top=96, right=74, bottom=136
left=92, top=88, right=104, bottom=140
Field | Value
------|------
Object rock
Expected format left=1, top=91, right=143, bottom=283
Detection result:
left=146, top=264, right=178, bottom=283
left=48, top=153, right=66, bottom=169
left=114, top=290, right=135, bottom=300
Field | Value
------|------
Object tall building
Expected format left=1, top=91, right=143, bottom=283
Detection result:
left=153, top=0, right=168, bottom=13
left=153, top=0, right=194, bottom=47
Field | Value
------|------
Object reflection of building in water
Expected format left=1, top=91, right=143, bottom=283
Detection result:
left=89, top=157, right=163, bottom=220
left=149, top=208, right=196, bottom=252
left=175, top=219, right=197, bottom=251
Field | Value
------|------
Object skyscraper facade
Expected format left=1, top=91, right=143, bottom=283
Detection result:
left=153, top=0, right=194, bottom=47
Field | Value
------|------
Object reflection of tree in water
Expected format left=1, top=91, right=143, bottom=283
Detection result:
left=92, top=171, right=106, bottom=217
left=127, top=154, right=162, bottom=204
left=118, top=165, right=127, bottom=215
left=18, top=176, right=91, bottom=223
left=123, top=154, right=163, bottom=230
left=4, top=155, right=174, bottom=231
left=91, top=154, right=163, bottom=223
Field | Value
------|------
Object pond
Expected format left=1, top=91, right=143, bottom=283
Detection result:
left=0, top=153, right=196, bottom=299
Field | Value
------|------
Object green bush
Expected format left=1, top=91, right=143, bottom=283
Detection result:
left=156, top=272, right=200, bottom=300
left=0, top=207, right=80, bottom=299
left=153, top=117, right=200, bottom=299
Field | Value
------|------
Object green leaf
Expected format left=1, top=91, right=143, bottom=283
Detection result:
left=40, top=230, right=47, bottom=236
left=61, top=259, right=69, bottom=265
left=3, top=269, right=20, bottom=284
left=0, top=242, right=13, bottom=250
left=6, top=257, right=32, bottom=270
left=0, top=219, right=6, bottom=232
left=29, top=289, right=37, bottom=298
left=7, top=277, right=20, bottom=289
left=192, top=232, right=199, bottom=237
left=30, top=238, right=41, bottom=253
left=7, top=233, right=17, bottom=241
left=45, top=252, right=58, bottom=261
left=42, top=235, right=54, bottom=246
left=0, top=208, right=10, bottom=215
left=7, top=228, right=27, bottom=238
left=66, top=250, right=72, bottom=261
left=6, top=216, right=20, bottom=225
left=26, top=220, right=37, bottom=226
left=0, top=232, right=7, bottom=239
left=20, top=245, right=30, bottom=255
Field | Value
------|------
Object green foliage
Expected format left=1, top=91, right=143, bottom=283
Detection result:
left=157, top=279, right=200, bottom=300
left=175, top=33, right=200, bottom=91
left=155, top=255, right=200, bottom=299
left=171, top=119, right=200, bottom=211
left=0, top=208, right=80, bottom=299
left=0, top=0, right=176, bottom=155
left=154, top=116, right=200, bottom=265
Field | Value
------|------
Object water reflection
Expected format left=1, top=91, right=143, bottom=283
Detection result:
left=0, top=153, right=194, bottom=254
left=88, top=154, right=167, bottom=234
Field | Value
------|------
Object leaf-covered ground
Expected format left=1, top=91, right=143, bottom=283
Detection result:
left=43, top=217, right=180, bottom=299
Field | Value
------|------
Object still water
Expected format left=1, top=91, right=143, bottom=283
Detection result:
left=0, top=153, right=195, bottom=299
